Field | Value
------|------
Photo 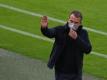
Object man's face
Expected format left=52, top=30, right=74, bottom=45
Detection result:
left=68, top=14, right=81, bottom=30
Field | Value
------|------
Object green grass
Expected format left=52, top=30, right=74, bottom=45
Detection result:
left=0, top=28, right=52, bottom=61
left=0, top=0, right=107, bottom=79
left=84, top=54, right=107, bottom=79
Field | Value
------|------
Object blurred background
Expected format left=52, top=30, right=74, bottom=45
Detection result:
left=0, top=0, right=107, bottom=80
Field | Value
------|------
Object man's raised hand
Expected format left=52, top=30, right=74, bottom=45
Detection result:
left=41, top=16, right=48, bottom=28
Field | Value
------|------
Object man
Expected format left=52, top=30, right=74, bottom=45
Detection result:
left=40, top=10, right=92, bottom=80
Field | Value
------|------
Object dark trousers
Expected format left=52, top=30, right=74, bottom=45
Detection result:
left=55, top=71, right=82, bottom=80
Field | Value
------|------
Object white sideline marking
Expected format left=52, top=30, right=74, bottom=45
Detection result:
left=91, top=52, right=107, bottom=59
left=0, top=3, right=107, bottom=36
left=0, top=3, right=65, bottom=24
left=0, top=24, right=107, bottom=59
left=0, top=24, right=53, bottom=42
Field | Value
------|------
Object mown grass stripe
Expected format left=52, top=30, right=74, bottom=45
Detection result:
left=0, top=24, right=107, bottom=59
left=0, top=3, right=107, bottom=36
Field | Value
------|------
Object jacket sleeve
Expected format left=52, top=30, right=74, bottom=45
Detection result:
left=41, top=27, right=56, bottom=38
left=75, top=30, right=92, bottom=54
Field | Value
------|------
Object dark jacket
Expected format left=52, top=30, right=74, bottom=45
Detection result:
left=41, top=23, right=92, bottom=74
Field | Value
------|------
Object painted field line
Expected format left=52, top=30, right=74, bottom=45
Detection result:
left=0, top=24, right=53, bottom=42
left=0, top=3, right=107, bottom=36
left=0, top=24, right=107, bottom=59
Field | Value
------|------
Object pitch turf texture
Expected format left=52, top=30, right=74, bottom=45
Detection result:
left=0, top=0, right=107, bottom=79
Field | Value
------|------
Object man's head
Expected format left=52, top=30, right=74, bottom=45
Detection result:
left=68, top=10, right=83, bottom=30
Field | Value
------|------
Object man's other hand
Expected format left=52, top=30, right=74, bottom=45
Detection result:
left=68, top=29, right=78, bottom=40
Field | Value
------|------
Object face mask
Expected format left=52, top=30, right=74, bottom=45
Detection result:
left=68, top=23, right=79, bottom=30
